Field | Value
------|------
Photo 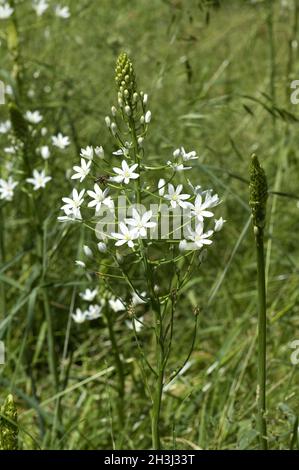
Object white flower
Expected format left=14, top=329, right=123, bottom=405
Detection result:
left=95, top=146, right=104, bottom=158
left=72, top=308, right=86, bottom=324
left=75, top=260, right=86, bottom=268
left=145, top=110, right=152, bottom=123
left=180, top=147, right=198, bottom=161
left=164, top=184, right=191, bottom=209
left=132, top=291, right=147, bottom=306
left=32, top=0, right=49, bottom=16
left=79, top=288, right=98, bottom=302
left=125, top=209, right=156, bottom=237
left=25, top=110, right=43, bottom=124
left=173, top=148, right=181, bottom=158
left=39, top=145, right=50, bottom=160
left=26, top=169, right=52, bottom=190
left=158, top=178, right=166, bottom=196
left=190, top=192, right=219, bottom=222
left=0, top=177, right=18, bottom=201
left=85, top=304, right=102, bottom=320
left=113, top=147, right=130, bottom=158
left=187, top=223, right=213, bottom=250
left=126, top=316, right=144, bottom=333
left=52, top=132, right=70, bottom=149
left=111, top=222, right=138, bottom=248
left=71, top=158, right=91, bottom=182
left=97, top=241, right=107, bottom=253
left=83, top=245, right=92, bottom=257
left=0, top=120, right=11, bottom=134
left=55, top=5, right=70, bottom=18
left=112, top=160, right=139, bottom=185
left=109, top=297, right=125, bottom=313
left=0, top=3, right=14, bottom=19
left=143, top=93, right=148, bottom=105
left=80, top=146, right=94, bottom=160
left=60, top=188, right=85, bottom=219
left=87, top=185, right=114, bottom=214
left=167, top=161, right=191, bottom=172
left=105, top=116, right=111, bottom=128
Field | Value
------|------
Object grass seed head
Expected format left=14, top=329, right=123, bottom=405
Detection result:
left=249, top=154, right=268, bottom=229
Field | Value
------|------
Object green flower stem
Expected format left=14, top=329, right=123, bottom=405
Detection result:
left=151, top=299, right=164, bottom=450
left=255, top=225, right=268, bottom=450
left=104, top=307, right=125, bottom=428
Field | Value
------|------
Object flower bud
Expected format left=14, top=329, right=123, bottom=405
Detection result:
left=145, top=110, right=151, bottom=124
left=125, top=105, right=131, bottom=116
left=111, top=122, right=117, bottom=135
left=83, top=245, right=92, bottom=257
left=105, top=116, right=111, bottom=128
left=111, top=106, right=117, bottom=116
left=97, top=242, right=107, bottom=253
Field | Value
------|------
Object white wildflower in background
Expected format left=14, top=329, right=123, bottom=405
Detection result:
left=111, top=222, right=138, bottom=248
left=214, top=217, right=226, bottom=232
left=72, top=308, right=86, bottom=324
left=71, top=158, right=91, bottom=182
left=85, top=304, right=102, bottom=320
left=109, top=297, right=126, bottom=313
left=0, top=177, right=18, bottom=201
left=79, top=288, right=98, bottom=302
left=126, top=316, right=144, bottom=332
left=0, top=120, right=11, bottom=134
left=4, top=146, right=16, bottom=154
left=87, top=185, right=114, bottom=214
left=32, top=0, right=49, bottom=16
left=54, top=5, right=70, bottom=18
left=125, top=209, right=156, bottom=237
left=112, top=160, right=139, bottom=184
left=80, top=146, right=94, bottom=160
left=164, top=184, right=191, bottom=209
left=52, top=132, right=70, bottom=149
left=60, top=188, right=85, bottom=220
left=26, top=169, right=52, bottom=190
left=0, top=3, right=14, bottom=19
left=39, top=145, right=50, bottom=160
left=187, top=223, right=214, bottom=250
left=25, top=110, right=43, bottom=124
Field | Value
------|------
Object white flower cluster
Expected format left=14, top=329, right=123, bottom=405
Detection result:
left=58, top=95, right=225, bottom=252
left=72, top=289, right=146, bottom=327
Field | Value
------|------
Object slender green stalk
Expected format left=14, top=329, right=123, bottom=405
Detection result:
left=255, top=226, right=267, bottom=450
left=104, top=307, right=125, bottom=428
left=249, top=154, right=268, bottom=450
left=151, top=301, right=164, bottom=450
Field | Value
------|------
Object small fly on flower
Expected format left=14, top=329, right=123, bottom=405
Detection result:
left=94, top=175, right=109, bottom=186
